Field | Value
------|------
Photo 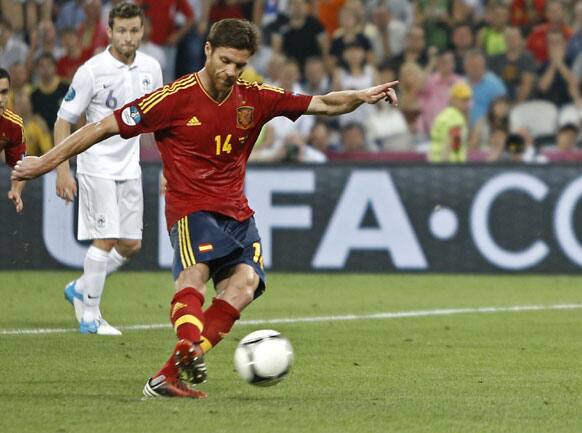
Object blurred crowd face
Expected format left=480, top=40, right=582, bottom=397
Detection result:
left=0, top=21, right=12, bottom=47
left=309, top=123, right=331, bottom=152
left=546, top=1, right=565, bottom=26
left=343, top=45, right=366, bottom=69
left=60, top=30, right=79, bottom=54
left=436, top=51, right=455, bottom=76
left=464, top=52, right=485, bottom=82
left=491, top=4, right=509, bottom=30
left=339, top=6, right=358, bottom=31
left=12, top=93, right=32, bottom=118
left=37, top=21, right=57, bottom=48
left=547, top=30, right=566, bottom=56
left=108, top=15, right=144, bottom=60
left=9, top=63, right=28, bottom=89
left=451, top=94, right=472, bottom=115
left=0, top=78, right=9, bottom=116
left=504, top=26, right=523, bottom=52
left=83, top=0, right=102, bottom=24
left=557, top=127, right=578, bottom=150
left=304, top=57, right=326, bottom=88
left=342, top=124, right=367, bottom=151
left=36, top=56, right=57, bottom=82
left=288, top=0, right=307, bottom=21
left=278, top=61, right=300, bottom=91
left=266, top=52, right=286, bottom=83
left=452, top=25, right=473, bottom=51
left=406, top=26, right=426, bottom=54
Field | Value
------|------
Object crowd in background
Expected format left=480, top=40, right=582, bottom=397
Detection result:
left=1, top=0, right=581, bottom=164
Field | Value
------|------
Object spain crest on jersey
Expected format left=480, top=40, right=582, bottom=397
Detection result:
left=236, top=106, right=254, bottom=129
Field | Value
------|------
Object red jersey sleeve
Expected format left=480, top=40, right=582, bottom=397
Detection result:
left=259, top=86, right=312, bottom=123
left=4, top=123, right=25, bottom=168
left=113, top=83, right=177, bottom=139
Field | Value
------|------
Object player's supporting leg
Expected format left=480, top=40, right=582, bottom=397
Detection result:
left=199, top=263, right=258, bottom=353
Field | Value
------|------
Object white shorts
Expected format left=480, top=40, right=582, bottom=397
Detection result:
left=77, top=174, right=143, bottom=241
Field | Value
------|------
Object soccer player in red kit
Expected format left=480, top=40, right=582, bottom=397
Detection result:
left=13, top=19, right=398, bottom=399
left=0, top=68, right=26, bottom=212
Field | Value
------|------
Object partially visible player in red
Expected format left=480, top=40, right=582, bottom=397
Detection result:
left=0, top=68, right=26, bottom=212
left=12, top=19, right=398, bottom=399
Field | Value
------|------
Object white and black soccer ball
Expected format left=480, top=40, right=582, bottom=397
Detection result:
left=234, top=329, right=294, bottom=386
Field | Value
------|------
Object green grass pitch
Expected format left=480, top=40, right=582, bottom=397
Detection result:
left=1, top=272, right=582, bottom=433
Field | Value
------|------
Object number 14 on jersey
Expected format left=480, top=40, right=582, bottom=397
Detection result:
left=215, top=134, right=232, bottom=156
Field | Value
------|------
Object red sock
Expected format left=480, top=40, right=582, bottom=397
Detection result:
left=200, top=298, right=240, bottom=353
left=170, top=287, right=205, bottom=342
left=155, top=355, right=178, bottom=380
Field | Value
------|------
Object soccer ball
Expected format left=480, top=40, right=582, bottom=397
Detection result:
left=234, top=329, right=294, bottom=386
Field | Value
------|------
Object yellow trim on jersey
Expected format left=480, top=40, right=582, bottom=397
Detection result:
left=236, top=79, right=285, bottom=94
left=174, top=314, right=204, bottom=333
left=171, top=302, right=187, bottom=318
left=2, top=109, right=23, bottom=127
left=139, top=75, right=197, bottom=114
left=200, top=337, right=213, bottom=353
left=139, top=74, right=195, bottom=107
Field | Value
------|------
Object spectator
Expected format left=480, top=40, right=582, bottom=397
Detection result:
left=340, top=121, right=373, bottom=152
left=398, top=60, right=426, bottom=141
left=509, top=0, right=545, bottom=29
left=263, top=51, right=287, bottom=84
left=526, top=0, right=573, bottom=64
left=30, top=53, right=69, bottom=134
left=139, top=0, right=195, bottom=83
left=477, top=2, right=509, bottom=56
left=329, top=5, right=373, bottom=71
left=78, top=0, right=109, bottom=60
left=389, top=24, right=430, bottom=73
left=566, top=1, right=582, bottom=64
left=554, top=123, right=580, bottom=150
left=469, top=95, right=510, bottom=160
left=56, top=27, right=84, bottom=82
left=413, top=0, right=453, bottom=51
left=419, top=49, right=463, bottom=135
left=450, top=22, right=474, bottom=75
left=463, top=48, right=507, bottom=127
left=366, top=63, right=411, bottom=150
left=497, top=128, right=548, bottom=163
left=55, top=0, right=86, bottom=31
left=430, top=81, right=472, bottom=163
left=0, top=0, right=52, bottom=36
left=27, top=21, right=65, bottom=73
left=371, top=3, right=407, bottom=61
left=487, top=26, right=536, bottom=104
left=308, top=120, right=340, bottom=154
left=0, top=19, right=29, bottom=70
left=12, top=92, right=52, bottom=156
left=315, top=0, right=346, bottom=35
left=536, top=29, right=580, bottom=107
left=302, top=56, right=331, bottom=95
left=7, top=63, right=31, bottom=110
left=139, top=16, right=167, bottom=74
left=332, top=39, right=377, bottom=127
left=175, top=0, right=211, bottom=76
left=273, top=0, right=326, bottom=74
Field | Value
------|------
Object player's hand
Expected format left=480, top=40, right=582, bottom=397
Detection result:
left=7, top=188, right=23, bottom=213
left=56, top=168, right=77, bottom=203
left=12, top=156, right=43, bottom=181
left=360, top=81, right=399, bottom=107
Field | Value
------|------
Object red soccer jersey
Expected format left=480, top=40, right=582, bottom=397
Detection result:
left=0, top=108, right=25, bottom=168
left=113, top=73, right=313, bottom=230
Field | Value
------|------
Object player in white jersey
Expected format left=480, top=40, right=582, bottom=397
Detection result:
left=54, top=2, right=163, bottom=335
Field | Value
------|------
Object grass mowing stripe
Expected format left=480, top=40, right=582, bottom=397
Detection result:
left=2, top=303, right=582, bottom=336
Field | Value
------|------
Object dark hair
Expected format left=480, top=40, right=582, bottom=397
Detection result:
left=207, top=19, right=259, bottom=55
left=0, top=67, right=11, bottom=84
left=108, top=2, right=144, bottom=29
left=36, top=51, right=57, bottom=66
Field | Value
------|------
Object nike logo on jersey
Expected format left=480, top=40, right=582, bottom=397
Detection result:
left=186, top=116, right=201, bottom=126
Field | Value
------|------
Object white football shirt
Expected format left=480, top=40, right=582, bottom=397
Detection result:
left=58, top=47, right=163, bottom=179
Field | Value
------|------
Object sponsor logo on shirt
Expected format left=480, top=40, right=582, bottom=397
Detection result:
left=186, top=116, right=201, bottom=126
left=121, top=105, right=142, bottom=126
left=236, top=106, right=254, bottom=129
left=64, top=87, right=76, bottom=102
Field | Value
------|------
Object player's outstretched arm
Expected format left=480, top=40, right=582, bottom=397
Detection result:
left=12, top=115, right=119, bottom=181
left=305, top=81, right=399, bottom=116
left=54, top=117, right=78, bottom=203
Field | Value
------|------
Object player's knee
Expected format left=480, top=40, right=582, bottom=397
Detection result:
left=126, top=240, right=142, bottom=256
left=176, top=265, right=209, bottom=295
